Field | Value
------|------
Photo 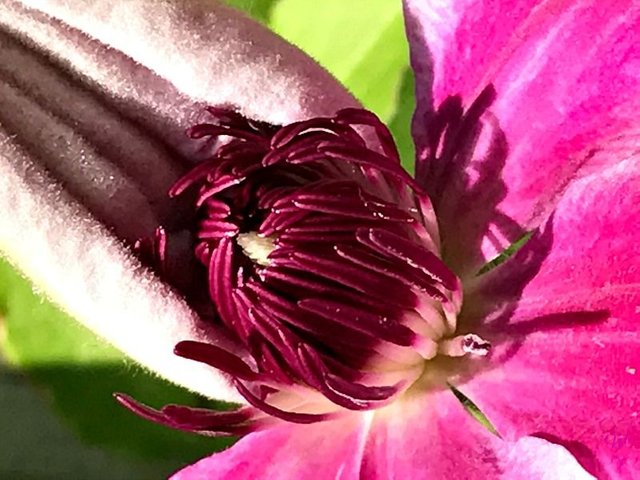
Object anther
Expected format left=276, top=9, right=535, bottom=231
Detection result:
left=438, top=334, right=491, bottom=358
left=237, top=232, right=276, bottom=266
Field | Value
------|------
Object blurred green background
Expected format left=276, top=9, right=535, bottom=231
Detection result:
left=0, top=1, right=415, bottom=478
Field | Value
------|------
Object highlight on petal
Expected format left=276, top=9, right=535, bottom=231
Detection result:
left=460, top=161, right=640, bottom=477
left=403, top=0, right=640, bottom=274
left=0, top=0, right=357, bottom=400
left=498, top=437, right=596, bottom=480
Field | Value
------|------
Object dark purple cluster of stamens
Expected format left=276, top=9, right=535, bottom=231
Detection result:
left=119, top=107, right=460, bottom=435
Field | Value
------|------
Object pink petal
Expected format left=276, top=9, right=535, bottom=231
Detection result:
left=361, top=392, right=501, bottom=479
left=0, top=0, right=357, bottom=401
left=175, top=392, right=593, bottom=479
left=403, top=0, right=640, bottom=274
left=361, top=392, right=592, bottom=479
left=170, top=414, right=368, bottom=479
left=459, top=162, right=640, bottom=477
left=499, top=436, right=596, bottom=480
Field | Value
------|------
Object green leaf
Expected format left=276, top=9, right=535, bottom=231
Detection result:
left=477, top=232, right=535, bottom=275
left=0, top=365, right=202, bottom=479
left=388, top=67, right=417, bottom=174
left=0, top=258, right=232, bottom=465
left=450, top=384, right=502, bottom=438
left=225, top=0, right=279, bottom=24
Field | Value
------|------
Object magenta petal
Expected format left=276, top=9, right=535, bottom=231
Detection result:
left=170, top=415, right=368, bottom=479
left=461, top=164, right=640, bottom=477
left=172, top=392, right=592, bottom=479
left=361, top=393, right=501, bottom=479
left=362, top=392, right=592, bottom=479
left=403, top=0, right=640, bottom=273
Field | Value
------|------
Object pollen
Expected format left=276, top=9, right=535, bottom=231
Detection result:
left=237, top=232, right=276, bottom=266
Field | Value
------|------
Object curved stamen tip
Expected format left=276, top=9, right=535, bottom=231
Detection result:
left=439, top=334, right=491, bottom=358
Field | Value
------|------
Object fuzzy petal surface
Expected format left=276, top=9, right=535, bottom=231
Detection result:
left=0, top=0, right=357, bottom=401
left=403, top=0, right=640, bottom=274
left=459, top=159, right=640, bottom=477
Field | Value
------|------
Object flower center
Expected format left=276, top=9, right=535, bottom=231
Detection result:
left=124, top=107, right=491, bottom=435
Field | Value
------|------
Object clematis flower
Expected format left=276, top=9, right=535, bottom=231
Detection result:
left=1, top=1, right=639, bottom=479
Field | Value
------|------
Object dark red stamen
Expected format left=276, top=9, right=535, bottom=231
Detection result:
left=114, top=393, right=260, bottom=435
left=174, top=341, right=261, bottom=382
left=123, top=106, right=463, bottom=435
